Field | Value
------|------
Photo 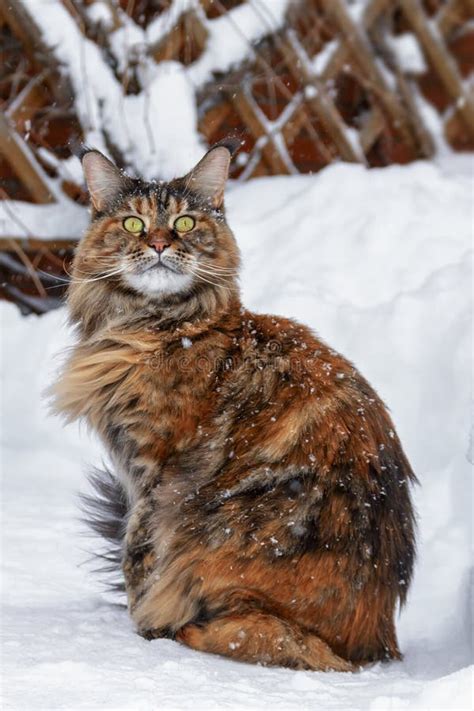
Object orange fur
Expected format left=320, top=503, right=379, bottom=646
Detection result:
left=53, top=145, right=416, bottom=671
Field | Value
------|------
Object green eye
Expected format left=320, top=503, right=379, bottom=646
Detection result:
left=123, top=216, right=145, bottom=233
left=174, top=215, right=195, bottom=233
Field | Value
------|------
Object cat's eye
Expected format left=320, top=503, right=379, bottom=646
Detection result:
left=123, top=216, right=145, bottom=234
left=174, top=215, right=195, bottom=233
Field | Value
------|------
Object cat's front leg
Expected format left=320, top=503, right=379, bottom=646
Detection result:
left=122, top=497, right=157, bottom=611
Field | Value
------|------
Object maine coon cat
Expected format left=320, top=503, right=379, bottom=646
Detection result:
left=52, top=140, right=416, bottom=672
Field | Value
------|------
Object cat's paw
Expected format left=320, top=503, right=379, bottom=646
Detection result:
left=138, top=626, right=173, bottom=641
left=175, top=623, right=203, bottom=648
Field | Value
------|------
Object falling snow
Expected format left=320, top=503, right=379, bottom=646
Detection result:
left=2, top=153, right=472, bottom=710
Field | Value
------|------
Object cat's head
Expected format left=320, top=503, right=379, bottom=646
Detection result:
left=72, top=140, right=240, bottom=321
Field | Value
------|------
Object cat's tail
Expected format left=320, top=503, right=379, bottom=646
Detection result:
left=80, top=466, right=128, bottom=592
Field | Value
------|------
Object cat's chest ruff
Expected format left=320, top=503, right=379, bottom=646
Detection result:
left=55, top=328, right=221, bottom=433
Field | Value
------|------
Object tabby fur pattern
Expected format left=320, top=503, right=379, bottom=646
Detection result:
left=52, top=140, right=416, bottom=672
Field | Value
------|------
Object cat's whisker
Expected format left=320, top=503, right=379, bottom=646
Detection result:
left=187, top=265, right=234, bottom=285
left=37, top=263, right=126, bottom=287
left=198, top=259, right=237, bottom=274
left=188, top=268, right=227, bottom=288
left=188, top=268, right=234, bottom=291
left=67, top=266, right=131, bottom=285
left=191, top=262, right=238, bottom=276
left=198, top=261, right=238, bottom=274
left=44, top=283, right=72, bottom=291
left=66, top=257, right=140, bottom=283
left=73, top=257, right=136, bottom=273
left=191, top=265, right=235, bottom=283
left=37, top=269, right=71, bottom=284
left=72, top=267, right=116, bottom=278
left=195, top=268, right=238, bottom=279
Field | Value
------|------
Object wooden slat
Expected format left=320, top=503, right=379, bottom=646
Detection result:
left=229, top=90, right=290, bottom=175
left=0, top=283, right=63, bottom=314
left=0, top=238, right=76, bottom=250
left=209, top=0, right=334, bottom=165
left=102, top=0, right=121, bottom=30
left=281, top=34, right=364, bottom=164
left=0, top=0, right=72, bottom=106
left=359, top=107, right=386, bottom=153
left=281, top=106, right=308, bottom=147
left=369, top=15, right=435, bottom=158
left=437, top=0, right=472, bottom=38
left=396, top=71, right=435, bottom=157
left=6, top=74, right=49, bottom=132
left=150, top=9, right=208, bottom=63
left=200, top=100, right=232, bottom=142
left=278, top=96, right=335, bottom=165
left=400, top=0, right=474, bottom=134
left=321, top=0, right=418, bottom=150
left=322, top=0, right=393, bottom=82
left=0, top=113, right=55, bottom=204
left=60, top=0, right=92, bottom=31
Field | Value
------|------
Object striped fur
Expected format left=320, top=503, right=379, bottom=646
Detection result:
left=52, top=143, right=417, bottom=672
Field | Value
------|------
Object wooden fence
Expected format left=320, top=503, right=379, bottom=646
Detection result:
left=0, top=0, right=473, bottom=312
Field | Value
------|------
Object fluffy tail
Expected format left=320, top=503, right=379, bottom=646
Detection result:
left=80, top=466, right=129, bottom=592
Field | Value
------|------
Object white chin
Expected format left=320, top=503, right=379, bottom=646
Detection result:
left=124, top=267, right=193, bottom=297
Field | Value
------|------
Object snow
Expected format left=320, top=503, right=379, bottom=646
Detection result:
left=15, top=0, right=290, bottom=188
left=388, top=33, right=427, bottom=75
left=21, top=1, right=204, bottom=181
left=187, top=0, right=290, bottom=87
left=86, top=1, right=115, bottom=30
left=312, top=40, right=338, bottom=76
left=109, top=18, right=148, bottom=75
left=0, top=199, right=88, bottom=240
left=2, top=152, right=472, bottom=709
left=146, top=0, right=199, bottom=47
left=347, top=0, right=370, bottom=24
left=6, top=0, right=294, bottom=209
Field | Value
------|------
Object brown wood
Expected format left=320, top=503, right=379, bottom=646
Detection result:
left=0, top=237, right=76, bottom=250
left=102, top=0, right=121, bottom=30
left=281, top=34, right=364, bottom=164
left=4, top=237, right=47, bottom=297
left=369, top=14, right=435, bottom=158
left=150, top=9, right=208, bottom=65
left=322, top=0, right=393, bottom=82
left=0, top=113, right=55, bottom=204
left=0, top=0, right=72, bottom=105
left=400, top=0, right=474, bottom=134
left=437, top=0, right=471, bottom=38
left=229, top=90, right=291, bottom=175
left=396, top=72, right=435, bottom=157
left=359, top=106, right=385, bottom=153
left=199, top=101, right=233, bottom=142
left=321, top=0, right=419, bottom=150
left=0, top=0, right=472, bottom=315
left=6, top=74, right=49, bottom=132
left=60, top=0, right=89, bottom=31
left=281, top=103, right=307, bottom=147
left=209, top=0, right=335, bottom=166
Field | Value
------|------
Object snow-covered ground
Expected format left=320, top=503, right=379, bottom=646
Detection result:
left=1, top=154, right=472, bottom=710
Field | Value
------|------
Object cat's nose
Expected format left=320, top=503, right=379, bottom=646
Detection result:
left=149, top=238, right=170, bottom=254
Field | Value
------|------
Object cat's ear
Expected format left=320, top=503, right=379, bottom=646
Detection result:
left=81, top=150, right=133, bottom=211
left=184, top=139, right=239, bottom=209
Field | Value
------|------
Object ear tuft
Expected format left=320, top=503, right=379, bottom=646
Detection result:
left=82, top=150, right=133, bottom=212
left=184, top=141, right=238, bottom=208
left=211, top=136, right=242, bottom=157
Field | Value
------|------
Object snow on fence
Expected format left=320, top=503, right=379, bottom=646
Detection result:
left=0, top=0, right=473, bottom=313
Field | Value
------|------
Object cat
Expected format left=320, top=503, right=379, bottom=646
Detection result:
left=52, top=139, right=416, bottom=672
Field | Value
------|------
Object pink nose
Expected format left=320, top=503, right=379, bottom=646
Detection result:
left=149, top=238, right=170, bottom=254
